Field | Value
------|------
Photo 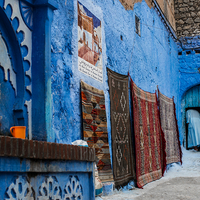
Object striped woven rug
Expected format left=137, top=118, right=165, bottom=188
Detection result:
left=81, top=81, right=114, bottom=183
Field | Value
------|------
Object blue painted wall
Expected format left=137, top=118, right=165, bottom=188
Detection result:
left=179, top=51, right=200, bottom=99
left=51, top=0, right=179, bottom=148
left=0, top=1, right=96, bottom=199
left=0, top=157, right=95, bottom=199
left=178, top=48, right=200, bottom=144
left=0, top=0, right=57, bottom=141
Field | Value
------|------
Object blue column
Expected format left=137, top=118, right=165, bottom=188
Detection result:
left=32, top=0, right=58, bottom=142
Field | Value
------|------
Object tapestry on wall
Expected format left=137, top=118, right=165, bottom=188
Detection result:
left=130, top=79, right=166, bottom=188
left=158, top=89, right=182, bottom=165
left=81, top=81, right=113, bottom=183
left=107, top=68, right=136, bottom=188
left=78, top=1, right=103, bottom=83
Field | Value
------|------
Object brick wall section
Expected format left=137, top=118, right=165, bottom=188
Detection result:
left=0, top=136, right=96, bottom=162
left=175, top=0, right=200, bottom=38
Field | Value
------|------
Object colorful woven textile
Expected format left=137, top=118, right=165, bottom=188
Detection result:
left=107, top=68, right=135, bottom=188
left=158, top=90, right=182, bottom=165
left=81, top=81, right=114, bottom=183
left=130, top=79, right=166, bottom=188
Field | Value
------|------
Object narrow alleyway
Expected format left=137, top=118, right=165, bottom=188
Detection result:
left=98, top=147, right=200, bottom=200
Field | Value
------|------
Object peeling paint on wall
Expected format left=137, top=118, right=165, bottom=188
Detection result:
left=118, top=0, right=176, bottom=31
left=118, top=0, right=153, bottom=10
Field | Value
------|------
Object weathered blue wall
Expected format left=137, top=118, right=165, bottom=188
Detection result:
left=51, top=0, right=179, bottom=147
left=178, top=47, right=200, bottom=145
left=179, top=51, right=200, bottom=99
left=0, top=1, right=96, bottom=199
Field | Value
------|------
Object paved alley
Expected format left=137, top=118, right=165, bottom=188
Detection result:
left=98, top=147, right=200, bottom=200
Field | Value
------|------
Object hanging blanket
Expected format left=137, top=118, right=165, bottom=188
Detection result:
left=130, top=79, right=166, bottom=188
left=107, top=68, right=136, bottom=188
left=81, top=81, right=114, bottom=183
left=158, top=90, right=182, bottom=165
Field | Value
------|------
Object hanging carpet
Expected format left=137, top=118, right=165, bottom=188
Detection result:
left=130, top=79, right=166, bottom=188
left=158, top=89, right=182, bottom=165
left=81, top=81, right=114, bottom=183
left=107, top=68, right=136, bottom=188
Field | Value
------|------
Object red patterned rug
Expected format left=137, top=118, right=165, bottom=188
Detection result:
left=130, top=79, right=166, bottom=188
left=81, top=81, right=114, bottom=183
left=158, top=89, right=182, bottom=165
left=107, top=68, right=136, bottom=188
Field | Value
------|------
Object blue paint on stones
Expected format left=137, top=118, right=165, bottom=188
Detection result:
left=178, top=36, right=200, bottom=50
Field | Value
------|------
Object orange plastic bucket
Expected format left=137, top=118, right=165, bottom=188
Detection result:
left=10, top=126, right=26, bottom=139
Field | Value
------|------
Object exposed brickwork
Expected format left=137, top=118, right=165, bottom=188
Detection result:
left=0, top=136, right=95, bottom=162
left=118, top=0, right=153, bottom=10
left=175, top=0, right=200, bottom=38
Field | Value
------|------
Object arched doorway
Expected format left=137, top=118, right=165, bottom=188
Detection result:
left=0, top=7, right=25, bottom=136
left=181, top=84, right=200, bottom=149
